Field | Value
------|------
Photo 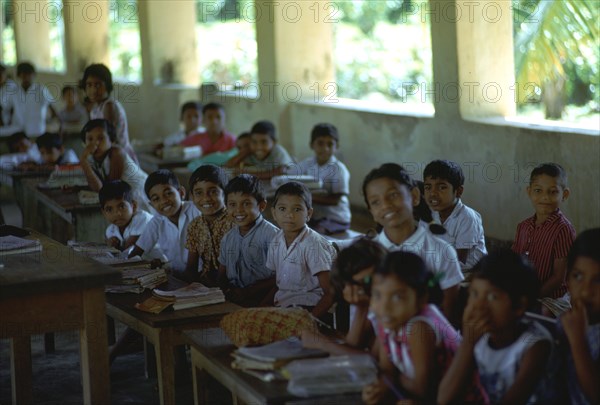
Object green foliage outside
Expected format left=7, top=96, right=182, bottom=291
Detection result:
left=513, top=0, right=599, bottom=122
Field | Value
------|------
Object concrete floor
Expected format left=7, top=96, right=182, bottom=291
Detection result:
left=0, top=322, right=233, bottom=405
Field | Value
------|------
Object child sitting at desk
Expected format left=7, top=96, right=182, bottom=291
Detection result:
left=363, top=163, right=463, bottom=321
left=243, top=120, right=294, bottom=180
left=79, top=119, right=149, bottom=212
left=35, top=132, right=79, bottom=167
left=423, top=159, right=486, bottom=272
left=129, top=169, right=200, bottom=273
left=0, top=132, right=41, bottom=169
left=291, top=123, right=351, bottom=235
left=217, top=174, right=279, bottom=306
left=179, top=102, right=236, bottom=155
left=58, top=85, right=88, bottom=135
left=162, top=101, right=203, bottom=148
left=302, top=238, right=385, bottom=355
left=266, top=181, right=337, bottom=321
left=99, top=180, right=163, bottom=260
left=180, top=164, right=234, bottom=283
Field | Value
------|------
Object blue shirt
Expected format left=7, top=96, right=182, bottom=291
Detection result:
left=219, top=216, right=279, bottom=288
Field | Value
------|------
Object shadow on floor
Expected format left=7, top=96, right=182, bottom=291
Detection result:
left=0, top=325, right=234, bottom=404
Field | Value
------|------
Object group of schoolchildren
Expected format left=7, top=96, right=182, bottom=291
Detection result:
left=2, top=63, right=598, bottom=404
left=95, top=108, right=598, bottom=404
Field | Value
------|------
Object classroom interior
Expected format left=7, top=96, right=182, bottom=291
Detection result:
left=1, top=1, right=599, bottom=404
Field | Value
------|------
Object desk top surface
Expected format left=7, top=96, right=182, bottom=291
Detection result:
left=183, top=328, right=363, bottom=405
left=0, top=231, right=120, bottom=298
left=106, top=277, right=242, bottom=328
left=138, top=152, right=195, bottom=166
left=22, top=178, right=100, bottom=212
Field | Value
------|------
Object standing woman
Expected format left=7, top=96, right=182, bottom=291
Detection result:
left=81, top=63, right=138, bottom=162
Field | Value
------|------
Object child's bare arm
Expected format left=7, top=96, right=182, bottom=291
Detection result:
left=107, top=148, right=126, bottom=182
left=128, top=245, right=144, bottom=259
left=345, top=305, right=373, bottom=348
left=184, top=251, right=200, bottom=274
left=561, top=301, right=600, bottom=404
left=438, top=300, right=489, bottom=405
left=312, top=271, right=335, bottom=319
left=499, top=340, right=551, bottom=405
left=224, top=149, right=251, bottom=168
left=441, top=284, right=460, bottom=322
left=540, top=257, right=568, bottom=297
left=106, top=236, right=121, bottom=250
left=79, top=145, right=103, bottom=191
left=399, top=321, right=436, bottom=399
left=456, top=248, right=469, bottom=265
left=122, top=235, right=139, bottom=251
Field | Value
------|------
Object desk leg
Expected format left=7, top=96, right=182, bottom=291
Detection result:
left=10, top=336, right=32, bottom=405
left=191, top=350, right=209, bottom=405
left=79, top=288, right=110, bottom=405
left=154, top=329, right=177, bottom=405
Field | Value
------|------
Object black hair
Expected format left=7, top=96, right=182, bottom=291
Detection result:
left=311, top=123, right=339, bottom=144
left=189, top=164, right=228, bottom=191
left=0, top=64, right=7, bottom=74
left=567, top=228, right=600, bottom=275
left=362, top=163, right=415, bottom=209
left=237, top=132, right=251, bottom=142
left=16, top=62, right=35, bottom=76
left=273, top=181, right=312, bottom=210
left=202, top=102, right=224, bottom=115
left=330, top=238, right=386, bottom=296
left=374, top=251, right=443, bottom=305
left=99, top=180, right=134, bottom=208
left=250, top=120, right=277, bottom=141
left=81, top=119, right=116, bottom=143
left=36, top=132, right=63, bottom=150
left=423, top=159, right=465, bottom=191
left=529, top=162, right=568, bottom=188
left=471, top=249, right=540, bottom=309
left=144, top=169, right=181, bottom=197
left=224, top=174, right=265, bottom=203
left=61, top=85, right=76, bottom=96
left=7, top=132, right=29, bottom=152
left=81, top=63, right=113, bottom=94
left=180, top=101, right=202, bottom=118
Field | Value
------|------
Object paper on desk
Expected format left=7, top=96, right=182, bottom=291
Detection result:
left=0, top=235, right=41, bottom=251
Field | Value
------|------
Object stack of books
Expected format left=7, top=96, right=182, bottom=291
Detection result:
left=0, top=235, right=42, bottom=256
left=38, top=164, right=88, bottom=189
left=135, top=282, right=225, bottom=313
left=105, top=264, right=167, bottom=294
left=231, top=337, right=328, bottom=382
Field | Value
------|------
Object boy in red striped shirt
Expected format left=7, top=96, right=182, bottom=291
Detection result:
left=512, top=163, right=576, bottom=298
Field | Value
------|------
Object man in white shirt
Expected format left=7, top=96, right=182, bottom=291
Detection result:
left=0, top=62, right=56, bottom=137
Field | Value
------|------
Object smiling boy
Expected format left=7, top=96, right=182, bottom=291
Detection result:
left=512, top=163, right=576, bottom=298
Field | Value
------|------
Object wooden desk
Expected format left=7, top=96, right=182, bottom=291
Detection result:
left=105, top=281, right=241, bottom=405
left=21, top=178, right=107, bottom=243
left=0, top=231, right=120, bottom=404
left=138, top=152, right=195, bottom=173
left=184, top=328, right=362, bottom=405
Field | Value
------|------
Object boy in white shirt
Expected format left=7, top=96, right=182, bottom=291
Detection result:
left=363, top=163, right=463, bottom=320
left=266, top=181, right=337, bottom=321
left=99, top=180, right=163, bottom=260
left=129, top=169, right=200, bottom=273
left=423, top=159, right=487, bottom=272
left=288, top=123, right=351, bottom=235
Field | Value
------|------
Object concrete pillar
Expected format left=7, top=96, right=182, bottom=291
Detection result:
left=456, top=0, right=516, bottom=117
left=62, top=0, right=110, bottom=79
left=256, top=0, right=334, bottom=101
left=138, top=0, right=198, bottom=85
left=13, top=0, right=52, bottom=68
left=254, top=0, right=334, bottom=146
